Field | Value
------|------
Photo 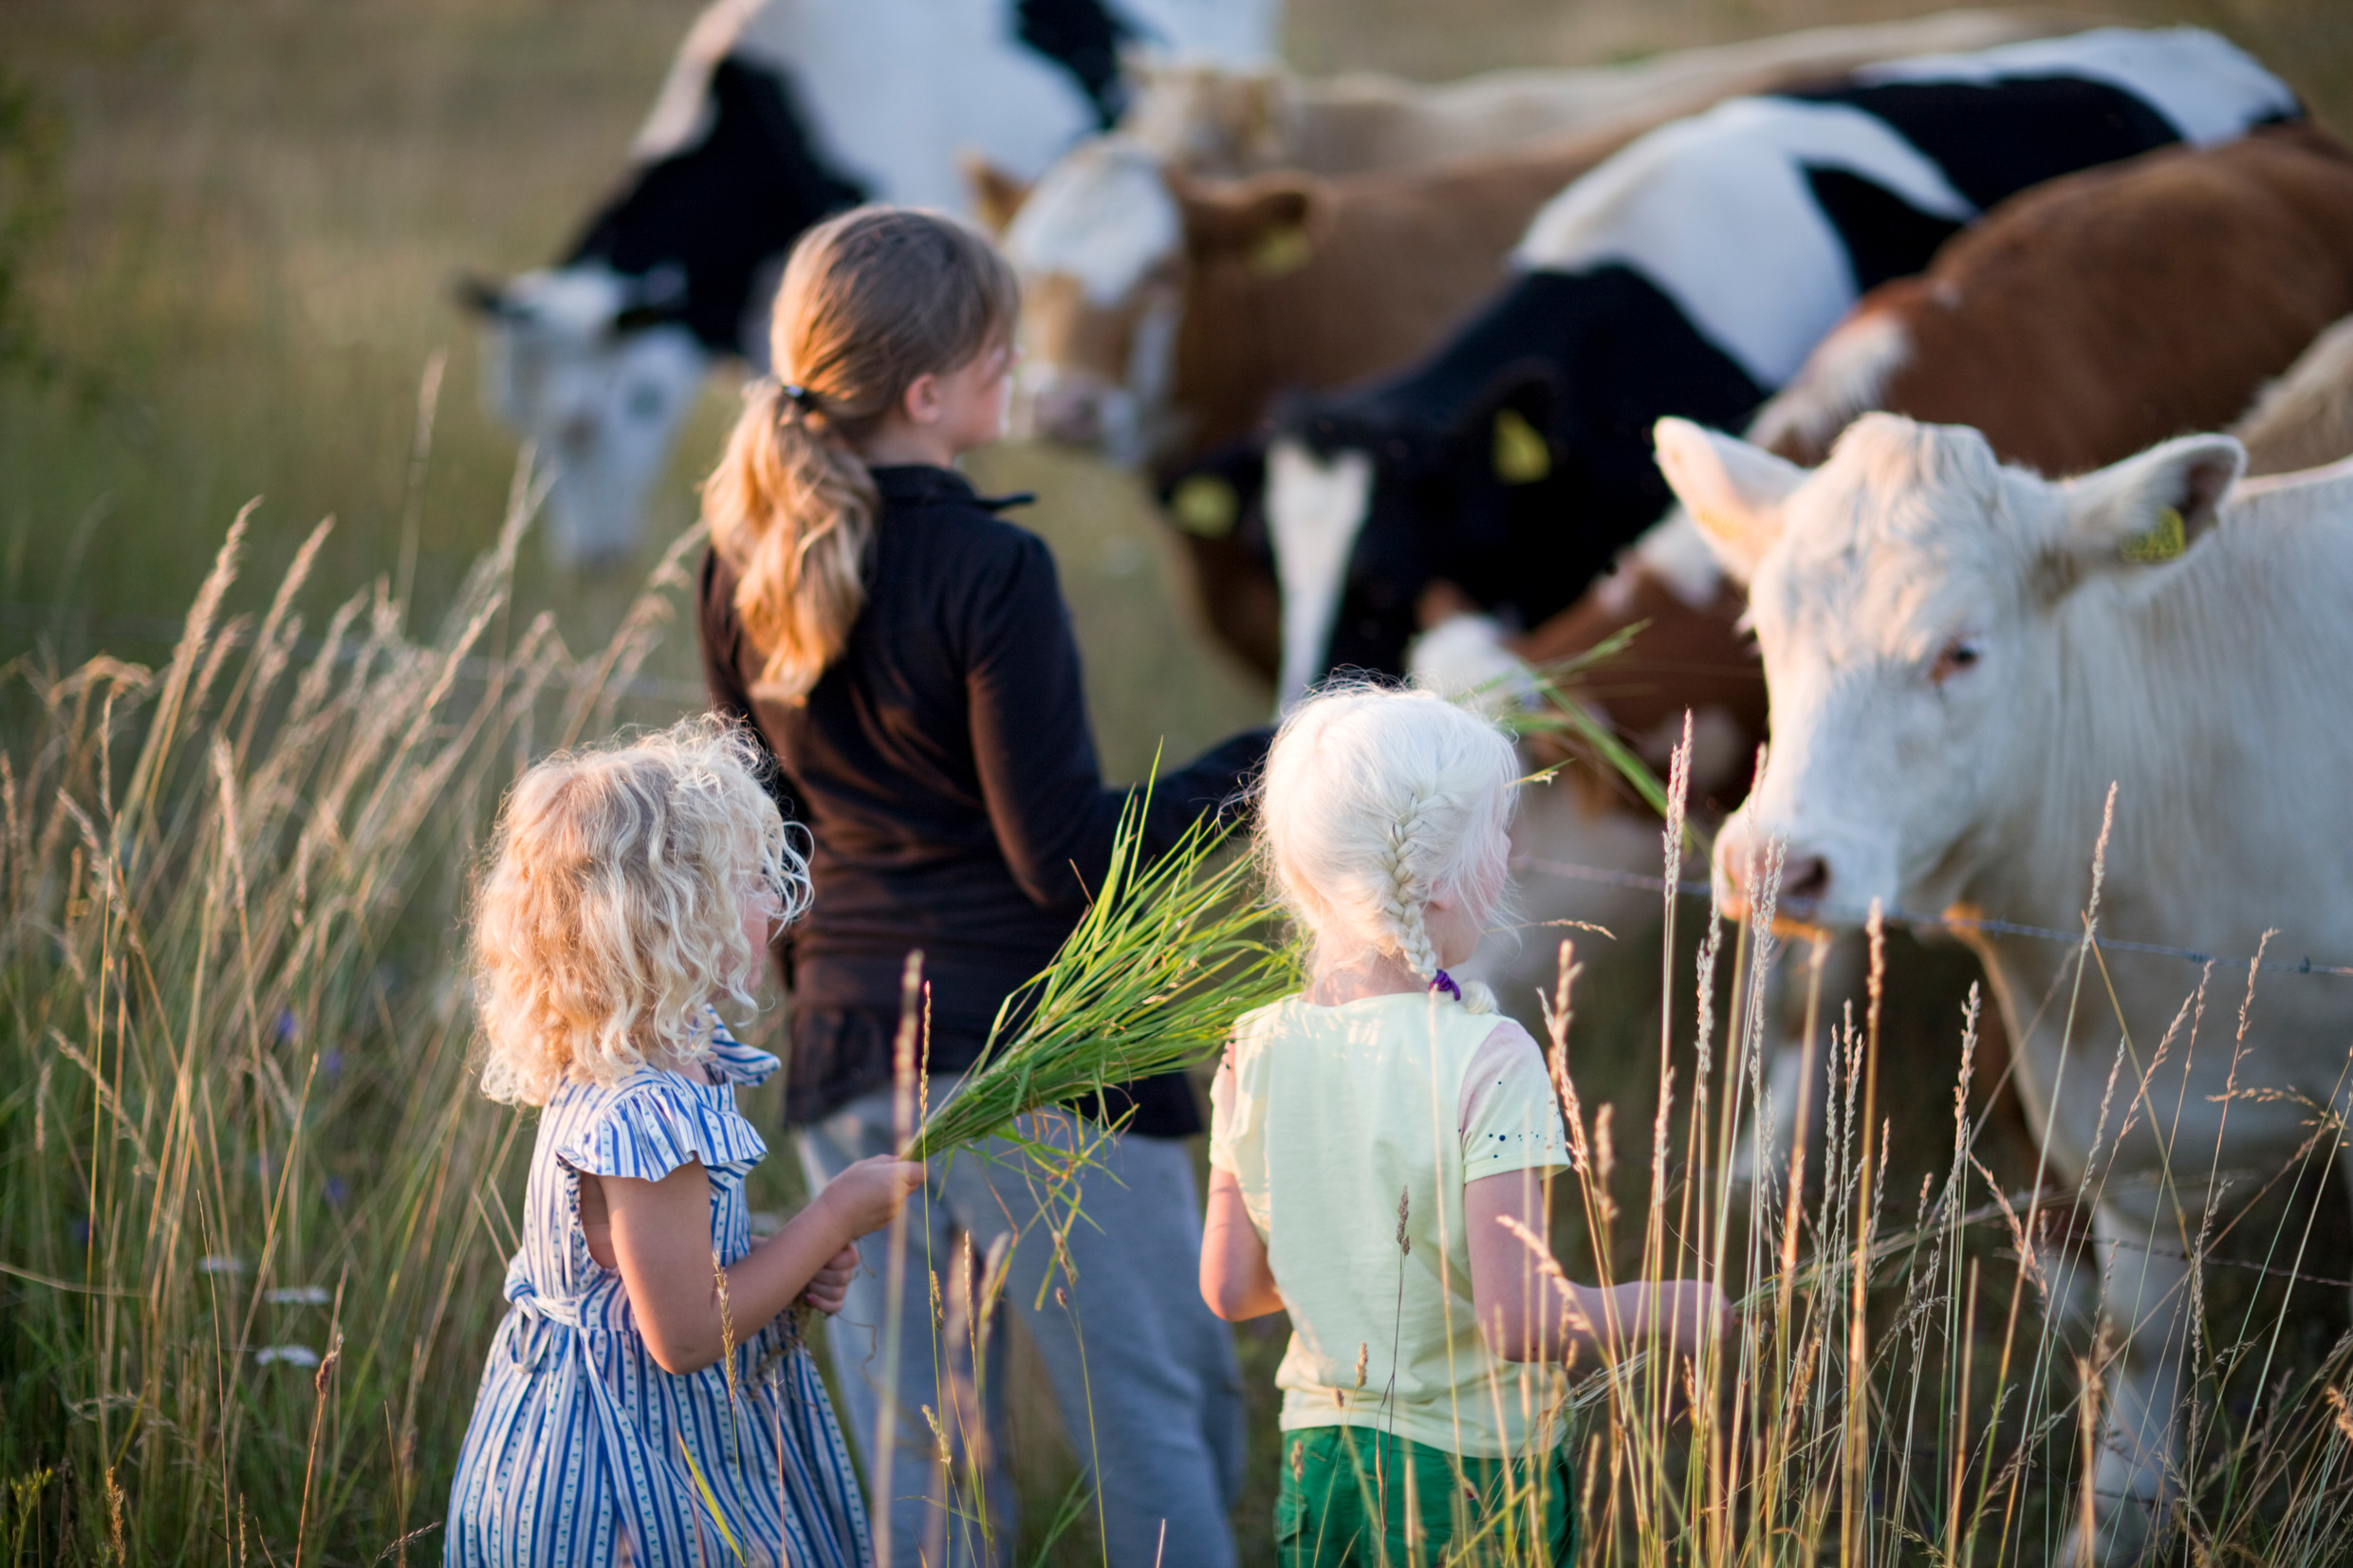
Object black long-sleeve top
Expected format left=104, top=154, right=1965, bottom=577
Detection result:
left=700, top=464, right=1269, bottom=1134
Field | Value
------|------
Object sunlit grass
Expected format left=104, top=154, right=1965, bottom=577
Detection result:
left=0, top=467, right=707, bottom=1562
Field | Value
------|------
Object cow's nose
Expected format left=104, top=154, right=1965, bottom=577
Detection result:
left=1781, top=853, right=1831, bottom=910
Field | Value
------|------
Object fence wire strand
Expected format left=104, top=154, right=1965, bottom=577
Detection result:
left=1523, top=856, right=2353, bottom=979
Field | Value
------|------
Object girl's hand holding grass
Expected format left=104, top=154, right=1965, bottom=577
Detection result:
left=593, top=1153, right=922, bottom=1374
left=813, top=1155, right=927, bottom=1240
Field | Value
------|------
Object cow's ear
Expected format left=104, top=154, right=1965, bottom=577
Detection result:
left=960, top=154, right=1032, bottom=236
left=1172, top=168, right=1321, bottom=274
left=1655, top=418, right=1802, bottom=582
left=2060, top=433, right=2245, bottom=570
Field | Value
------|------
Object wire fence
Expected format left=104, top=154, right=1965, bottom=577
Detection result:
left=1520, top=854, right=2353, bottom=1297
left=1523, top=855, right=2353, bottom=979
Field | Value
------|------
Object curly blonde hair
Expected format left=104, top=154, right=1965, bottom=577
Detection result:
left=471, top=717, right=809, bottom=1105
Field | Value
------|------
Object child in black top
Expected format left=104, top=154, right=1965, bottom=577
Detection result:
left=697, top=206, right=1262, bottom=1568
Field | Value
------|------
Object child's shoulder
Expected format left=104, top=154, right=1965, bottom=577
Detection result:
left=546, top=1061, right=768, bottom=1181
left=876, top=467, right=1036, bottom=539
left=1230, top=991, right=1310, bottom=1040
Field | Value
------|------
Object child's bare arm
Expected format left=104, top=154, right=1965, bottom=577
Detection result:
left=1465, top=1169, right=1726, bottom=1365
left=603, top=1155, right=921, bottom=1374
left=1200, top=1166, right=1284, bottom=1321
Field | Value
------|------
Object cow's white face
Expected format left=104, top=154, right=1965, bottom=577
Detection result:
left=1002, top=140, right=1185, bottom=463
left=474, top=266, right=711, bottom=568
left=1268, top=438, right=1373, bottom=710
left=1658, top=413, right=2243, bottom=925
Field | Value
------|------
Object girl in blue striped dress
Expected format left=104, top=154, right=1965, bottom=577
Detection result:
left=445, top=718, right=922, bottom=1567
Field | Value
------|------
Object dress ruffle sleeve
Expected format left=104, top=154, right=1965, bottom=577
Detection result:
left=555, top=1077, right=769, bottom=1181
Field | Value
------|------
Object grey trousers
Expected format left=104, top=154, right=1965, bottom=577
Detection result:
left=800, top=1079, right=1244, bottom=1568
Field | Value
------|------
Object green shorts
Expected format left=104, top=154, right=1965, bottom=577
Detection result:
left=1273, top=1425, right=1575, bottom=1566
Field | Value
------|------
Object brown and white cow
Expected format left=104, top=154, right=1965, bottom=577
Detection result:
left=1666, top=412, right=2353, bottom=1563
left=1001, top=126, right=1639, bottom=470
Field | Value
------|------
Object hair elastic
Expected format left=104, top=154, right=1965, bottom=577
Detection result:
left=1428, top=969, right=1461, bottom=1002
left=776, top=380, right=818, bottom=412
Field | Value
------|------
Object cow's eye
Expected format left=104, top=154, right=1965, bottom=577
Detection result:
left=1929, top=637, right=1982, bottom=687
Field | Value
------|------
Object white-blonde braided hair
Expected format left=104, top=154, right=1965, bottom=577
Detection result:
left=1259, top=684, right=1518, bottom=1012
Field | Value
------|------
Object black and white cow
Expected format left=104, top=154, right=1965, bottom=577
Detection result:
left=1249, top=27, right=2300, bottom=704
left=462, top=0, right=1279, bottom=565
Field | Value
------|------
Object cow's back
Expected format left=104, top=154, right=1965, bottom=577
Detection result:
left=1168, top=125, right=1646, bottom=456
left=1871, top=124, right=2353, bottom=476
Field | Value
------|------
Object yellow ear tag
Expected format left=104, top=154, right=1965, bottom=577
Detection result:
left=2121, top=505, right=2186, bottom=564
left=1169, top=473, right=1239, bottom=539
left=1492, top=407, right=1550, bottom=485
left=1247, top=224, right=1313, bottom=277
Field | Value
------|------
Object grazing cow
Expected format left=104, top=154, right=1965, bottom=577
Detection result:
left=1665, top=412, right=2353, bottom=1563
left=1002, top=9, right=2079, bottom=470
left=1259, top=28, right=2299, bottom=707
left=460, top=0, right=1277, bottom=565
left=2233, top=313, right=2353, bottom=475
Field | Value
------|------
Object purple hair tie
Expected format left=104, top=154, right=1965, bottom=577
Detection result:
left=1429, top=969, right=1461, bottom=1002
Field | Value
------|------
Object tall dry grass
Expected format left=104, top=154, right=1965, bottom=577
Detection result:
left=1458, top=731, right=2353, bottom=1565
left=5, top=488, right=2352, bottom=1563
left=0, top=462, right=702, bottom=1564
left=817, top=721, right=2353, bottom=1564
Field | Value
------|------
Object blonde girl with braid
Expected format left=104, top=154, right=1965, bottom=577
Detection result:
left=1203, top=686, right=1726, bottom=1566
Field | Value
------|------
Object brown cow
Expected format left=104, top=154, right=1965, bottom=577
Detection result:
left=1750, top=122, right=2353, bottom=476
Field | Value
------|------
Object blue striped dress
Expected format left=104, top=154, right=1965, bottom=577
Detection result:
left=445, top=1024, right=873, bottom=1567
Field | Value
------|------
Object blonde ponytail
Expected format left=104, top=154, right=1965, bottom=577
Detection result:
left=705, top=379, right=879, bottom=703
left=705, top=207, right=1018, bottom=705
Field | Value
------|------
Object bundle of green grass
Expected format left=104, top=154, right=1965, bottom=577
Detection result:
left=905, top=640, right=1658, bottom=1164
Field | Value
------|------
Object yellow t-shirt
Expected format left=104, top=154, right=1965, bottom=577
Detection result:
left=1209, top=990, right=1571, bottom=1458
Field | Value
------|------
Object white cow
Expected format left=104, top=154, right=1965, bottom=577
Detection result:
left=1659, top=410, right=2353, bottom=1563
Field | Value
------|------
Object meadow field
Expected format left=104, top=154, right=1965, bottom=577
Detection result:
left=6, top=0, right=2353, bottom=1562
